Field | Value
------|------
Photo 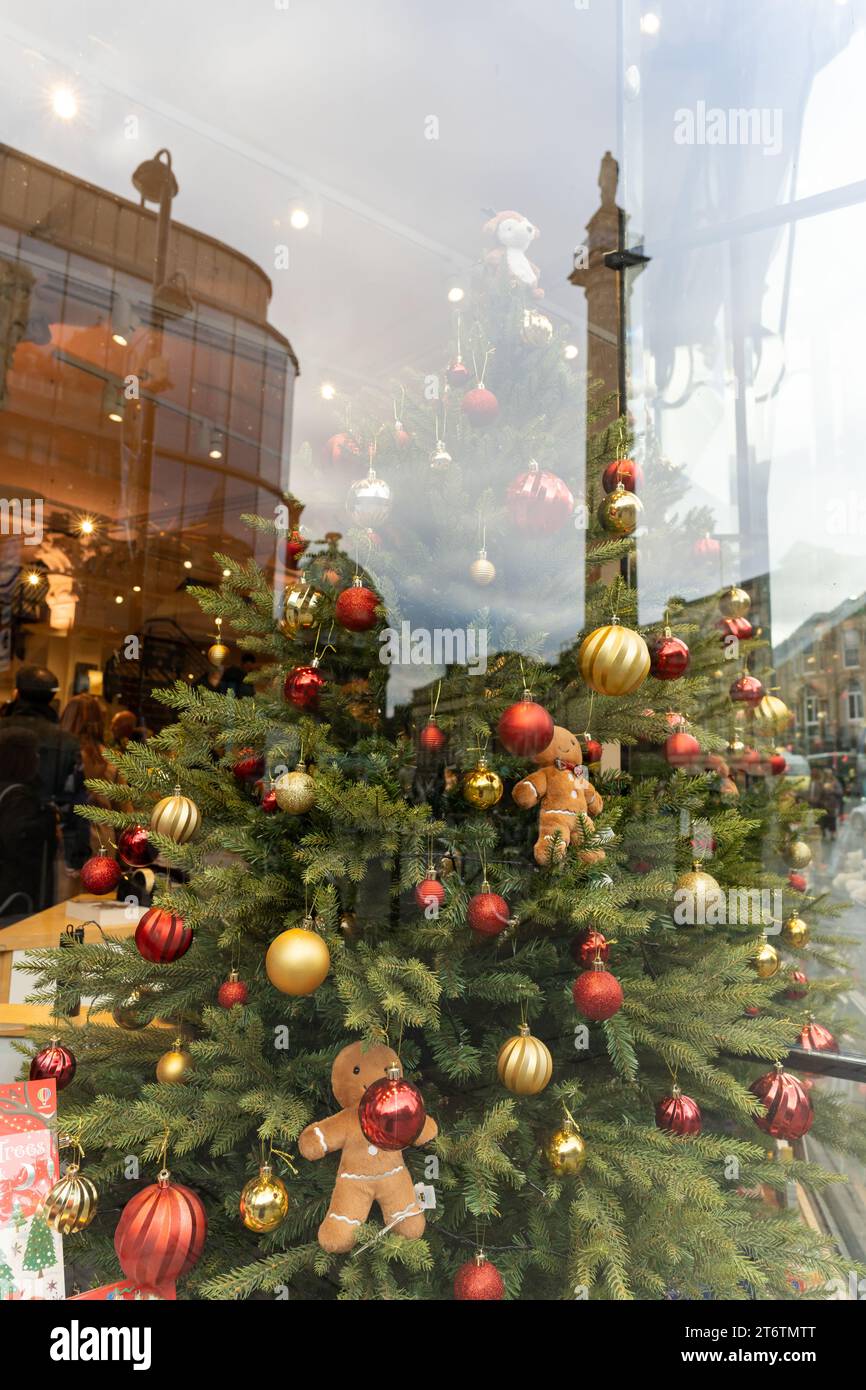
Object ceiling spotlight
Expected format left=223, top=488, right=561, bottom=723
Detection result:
left=222, top=568, right=231, bottom=578
left=640, top=12, right=661, bottom=35
left=564, top=343, right=579, bottom=360
left=26, top=570, right=42, bottom=587
left=320, top=382, right=336, bottom=401
left=132, top=584, right=142, bottom=593
left=208, top=429, right=224, bottom=460
left=51, top=85, right=79, bottom=120
left=102, top=383, right=124, bottom=423
left=111, top=293, right=137, bottom=347
left=183, top=560, right=193, bottom=570
left=447, top=286, right=465, bottom=304
left=115, top=594, right=124, bottom=604
left=77, top=516, right=96, bottom=536
left=290, top=207, right=310, bottom=230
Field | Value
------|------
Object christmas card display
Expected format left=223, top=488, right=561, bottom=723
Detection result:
left=0, top=1080, right=64, bottom=1300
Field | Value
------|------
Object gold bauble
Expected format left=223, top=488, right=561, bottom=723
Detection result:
left=597, top=483, right=643, bottom=536
left=750, top=939, right=780, bottom=979
left=239, top=1163, right=290, bottom=1233
left=497, top=1023, right=552, bottom=1095
left=754, top=694, right=792, bottom=732
left=156, top=1044, right=193, bottom=1084
left=339, top=910, right=362, bottom=941
left=786, top=840, right=812, bottom=869
left=579, top=623, right=651, bottom=696
left=274, top=764, right=316, bottom=814
left=672, top=862, right=723, bottom=922
left=544, top=1123, right=587, bottom=1176
left=522, top=307, right=554, bottom=345
left=42, top=1164, right=98, bottom=1235
left=207, top=641, right=230, bottom=666
left=462, top=758, right=503, bottom=810
left=112, top=988, right=152, bottom=1031
left=469, top=549, right=496, bottom=586
left=150, top=785, right=201, bottom=844
left=782, top=915, right=810, bottom=948
left=719, top=586, right=751, bottom=619
left=278, top=584, right=321, bottom=636
left=265, top=924, right=330, bottom=996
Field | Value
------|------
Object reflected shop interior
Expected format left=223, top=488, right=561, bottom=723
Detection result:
left=0, top=0, right=866, bottom=1300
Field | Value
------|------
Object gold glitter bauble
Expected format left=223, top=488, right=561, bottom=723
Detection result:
left=469, top=549, right=496, bottom=586
left=42, top=1164, right=98, bottom=1235
left=265, top=924, right=330, bottom=996
left=579, top=623, right=651, bottom=696
left=274, top=765, right=316, bottom=814
left=597, top=483, right=643, bottom=536
left=672, top=862, right=724, bottom=923
left=207, top=641, right=230, bottom=666
left=719, top=586, right=751, bottom=619
left=754, top=694, right=792, bottom=732
left=750, top=940, right=780, bottom=979
left=782, top=915, right=810, bottom=948
left=239, top=1163, right=290, bottom=1233
left=497, top=1024, right=552, bottom=1095
left=786, top=840, right=812, bottom=869
left=156, top=1044, right=193, bottom=1084
left=150, top=785, right=201, bottom=844
left=462, top=759, right=503, bottom=810
left=544, top=1123, right=587, bottom=1176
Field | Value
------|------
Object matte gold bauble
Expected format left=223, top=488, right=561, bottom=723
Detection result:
left=750, top=938, right=780, bottom=979
left=544, top=1122, right=587, bottom=1176
left=786, top=840, right=812, bottom=869
left=207, top=641, right=230, bottom=666
left=497, top=1023, right=552, bottom=1095
left=265, top=923, right=330, bottom=996
left=719, top=586, right=751, bottom=619
left=597, top=483, right=643, bottom=536
left=579, top=623, right=651, bottom=697
left=754, top=694, right=792, bottom=732
left=782, top=915, right=810, bottom=948
left=156, top=1043, right=193, bottom=1084
left=150, top=785, right=201, bottom=844
left=469, top=548, right=496, bottom=586
left=239, top=1163, right=290, bottom=1233
left=462, top=758, right=504, bottom=810
left=274, top=763, right=316, bottom=814
left=42, top=1164, right=98, bottom=1235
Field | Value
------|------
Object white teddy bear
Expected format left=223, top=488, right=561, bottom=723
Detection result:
left=483, top=211, right=544, bottom=297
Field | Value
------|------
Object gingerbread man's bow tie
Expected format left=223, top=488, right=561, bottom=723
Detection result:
left=555, top=759, right=581, bottom=772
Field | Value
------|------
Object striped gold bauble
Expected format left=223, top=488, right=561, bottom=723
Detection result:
left=42, top=1164, right=98, bottom=1235
left=754, top=694, right=792, bottom=732
left=150, top=785, right=201, bottom=844
left=497, top=1023, right=553, bottom=1096
left=579, top=623, right=651, bottom=696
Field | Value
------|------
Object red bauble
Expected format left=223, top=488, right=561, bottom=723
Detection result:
left=335, top=583, right=379, bottom=633
left=446, top=357, right=471, bottom=388
left=393, top=422, right=412, bottom=449
left=358, top=1069, right=426, bottom=1150
left=788, top=871, right=807, bottom=893
left=784, top=970, right=809, bottom=1001
left=497, top=698, right=554, bottom=757
left=750, top=1067, right=813, bottom=1139
left=284, top=664, right=326, bottom=711
left=462, top=385, right=499, bottom=425
left=693, top=534, right=721, bottom=558
left=415, top=877, right=445, bottom=911
left=570, top=928, right=609, bottom=968
left=30, top=1040, right=76, bottom=1092
left=454, top=1257, right=505, bottom=1301
left=650, top=634, right=690, bottom=681
left=135, top=907, right=193, bottom=964
left=419, top=720, right=446, bottom=753
left=602, top=458, right=643, bottom=493
left=285, top=530, right=308, bottom=564
left=665, top=731, right=700, bottom=767
left=467, top=890, right=510, bottom=937
left=740, top=747, right=762, bottom=772
left=768, top=753, right=787, bottom=776
left=324, top=432, right=361, bottom=467
left=233, top=749, right=264, bottom=781
left=665, top=710, right=685, bottom=729
left=217, top=973, right=249, bottom=1009
left=580, top=736, right=602, bottom=767
left=655, top=1089, right=702, bottom=1136
left=744, top=1006, right=761, bottom=1018
left=506, top=464, right=574, bottom=535
left=572, top=964, right=624, bottom=1021
left=729, top=673, right=765, bottom=707
left=80, top=852, right=121, bottom=894
left=729, top=616, right=754, bottom=641
left=117, top=824, right=157, bottom=868
left=260, top=788, right=279, bottom=814
left=115, top=1174, right=207, bottom=1298
left=799, top=1020, right=837, bottom=1053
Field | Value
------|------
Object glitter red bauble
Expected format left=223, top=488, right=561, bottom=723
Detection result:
left=788, top=871, right=807, bottom=892
left=650, top=635, right=690, bottom=681
left=115, top=1175, right=207, bottom=1298
left=260, top=788, right=279, bottom=814
left=467, top=891, right=510, bottom=937
left=233, top=749, right=264, bottom=781
left=768, top=753, right=786, bottom=776
left=730, top=674, right=765, bottom=707
left=324, top=432, right=362, bottom=467
left=117, top=824, right=157, bottom=868
left=580, top=736, right=602, bottom=767
left=572, top=966, right=624, bottom=1021
left=750, top=1068, right=813, bottom=1140
left=446, top=357, right=471, bottom=387
left=665, top=731, right=700, bottom=767
left=30, top=1041, right=76, bottom=1092
left=135, top=907, right=193, bottom=964
left=497, top=699, right=554, bottom=757
left=799, top=1020, right=837, bottom=1053
left=462, top=385, right=499, bottom=425
left=415, top=878, right=445, bottom=910
left=217, top=975, right=249, bottom=1009
left=655, top=1091, right=702, bottom=1136
left=285, top=530, right=308, bottom=564
left=784, top=970, right=809, bottom=1001
left=419, top=720, right=446, bottom=753
left=358, top=1072, right=426, bottom=1150
left=284, top=664, right=326, bottom=711
left=570, top=929, right=609, bottom=968
left=454, top=1257, right=505, bottom=1301
left=506, top=466, right=574, bottom=535
left=335, top=584, right=379, bottom=633
left=80, top=853, right=121, bottom=894
left=602, top=458, right=643, bottom=493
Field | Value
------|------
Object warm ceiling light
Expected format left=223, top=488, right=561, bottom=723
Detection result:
left=640, top=12, right=660, bottom=35
left=112, top=328, right=128, bottom=347
left=132, top=584, right=142, bottom=592
left=290, top=207, right=310, bottom=230
left=77, top=517, right=96, bottom=535
left=564, top=343, right=579, bottom=360
left=208, top=429, right=224, bottom=460
left=114, top=594, right=124, bottom=604
left=447, top=286, right=465, bottom=304
left=183, top=560, right=193, bottom=570
left=26, top=570, right=42, bottom=587
left=222, top=568, right=231, bottom=577
left=320, top=382, right=336, bottom=401
left=103, top=382, right=124, bottom=422
left=51, top=85, right=79, bottom=120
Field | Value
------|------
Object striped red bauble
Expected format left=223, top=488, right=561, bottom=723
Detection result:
left=134, top=907, right=193, bottom=963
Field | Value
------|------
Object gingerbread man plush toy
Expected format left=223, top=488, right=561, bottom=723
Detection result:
left=512, top=725, right=605, bottom=866
left=298, top=1041, right=438, bottom=1253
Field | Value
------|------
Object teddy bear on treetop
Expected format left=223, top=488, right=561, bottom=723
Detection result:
left=483, top=210, right=544, bottom=297
left=512, top=725, right=605, bottom=866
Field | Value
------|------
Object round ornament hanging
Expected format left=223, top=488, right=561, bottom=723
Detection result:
left=579, top=623, right=651, bottom=696
left=233, top=748, right=264, bottom=781
left=469, top=547, right=496, bottom=585
left=729, top=673, right=765, bottom=708
left=665, top=731, right=701, bottom=768
left=346, top=466, right=392, bottom=526
left=598, top=482, right=643, bottom=536
left=415, top=872, right=445, bottom=911
left=754, top=693, right=792, bottom=733
left=649, top=630, right=690, bottom=681
left=496, top=1024, right=552, bottom=1095
left=782, top=914, right=810, bottom=948
left=570, top=928, right=609, bottom=968
left=522, top=306, right=553, bottom=344
left=672, top=861, right=723, bottom=920
left=335, top=577, right=380, bottom=633
left=358, top=1063, right=427, bottom=1150
left=602, top=457, right=643, bottom=493
left=543, top=1121, right=587, bottom=1176
left=580, top=734, right=602, bottom=768
left=80, top=849, right=121, bottom=895
left=265, top=922, right=330, bottom=996
left=786, top=840, right=812, bottom=870
left=207, top=641, right=230, bottom=667
left=150, top=785, right=201, bottom=844
left=467, top=886, right=510, bottom=937
left=30, top=1039, right=76, bottom=1091
left=719, top=586, right=751, bottom=619
left=43, top=1161, right=98, bottom=1236
left=419, top=718, right=446, bottom=753
left=156, top=1043, right=193, bottom=1085
left=239, top=1163, right=290, bottom=1233
left=429, top=438, right=452, bottom=470
left=462, top=757, right=503, bottom=810
left=260, top=784, right=279, bottom=814
left=135, top=906, right=192, bottom=963
left=284, top=659, right=326, bottom=711
left=750, top=937, right=780, bottom=979
left=446, top=355, right=471, bottom=387
left=324, top=432, right=362, bottom=468
left=462, top=384, right=499, bottom=426
left=799, top=1018, right=837, bottom=1053
left=749, top=1065, right=813, bottom=1140
left=497, top=693, right=554, bottom=757
left=572, top=960, right=624, bottom=1021
left=454, top=1254, right=505, bottom=1301
left=784, top=969, right=809, bottom=1001
left=115, top=1169, right=207, bottom=1297
left=117, top=824, right=157, bottom=868
left=274, top=764, right=316, bottom=814
left=505, top=460, right=574, bottom=534
left=217, top=970, right=249, bottom=1009
left=655, top=1086, right=702, bottom=1137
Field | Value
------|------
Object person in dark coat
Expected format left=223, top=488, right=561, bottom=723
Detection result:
left=0, top=726, right=58, bottom=919
left=0, top=665, right=79, bottom=807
